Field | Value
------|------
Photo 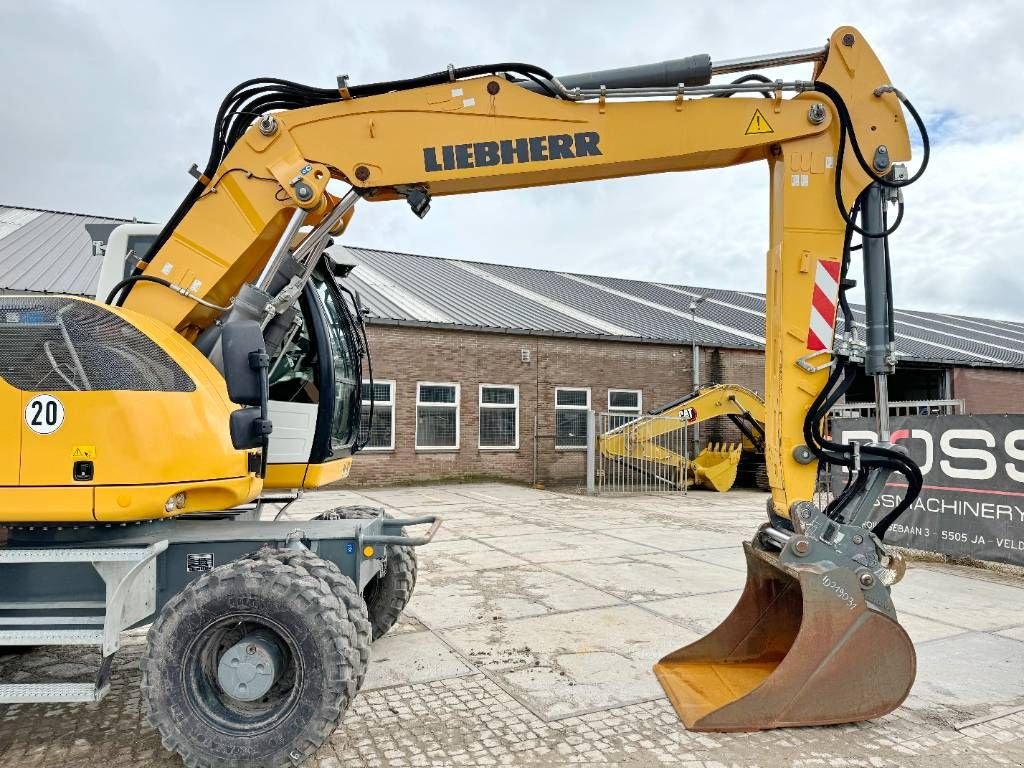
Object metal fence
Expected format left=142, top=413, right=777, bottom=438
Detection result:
left=587, top=410, right=690, bottom=495
left=829, top=398, right=964, bottom=419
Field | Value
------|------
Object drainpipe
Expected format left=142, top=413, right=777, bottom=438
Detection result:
left=689, top=295, right=707, bottom=457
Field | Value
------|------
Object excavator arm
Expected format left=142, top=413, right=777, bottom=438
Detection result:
left=107, top=25, right=929, bottom=731
left=599, top=384, right=767, bottom=491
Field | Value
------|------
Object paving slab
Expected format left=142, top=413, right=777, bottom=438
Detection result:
left=439, top=516, right=563, bottom=539
left=996, top=625, right=1024, bottom=642
left=548, top=552, right=744, bottom=601
left=454, top=484, right=562, bottom=504
left=479, top=530, right=658, bottom=563
left=359, top=486, right=480, bottom=507
left=600, top=524, right=742, bottom=552
left=898, top=612, right=972, bottom=645
left=415, top=538, right=530, bottom=572
left=677, top=544, right=749, bottom=571
left=642, top=590, right=743, bottom=634
left=909, top=632, right=1024, bottom=722
left=441, top=604, right=698, bottom=719
left=898, top=567, right=1024, bottom=631
left=411, top=565, right=618, bottom=629
left=363, top=631, right=475, bottom=690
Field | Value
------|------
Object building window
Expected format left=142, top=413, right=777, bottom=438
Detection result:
left=416, top=382, right=460, bottom=449
left=479, top=385, right=518, bottom=449
left=555, top=387, right=590, bottom=449
left=359, top=380, right=395, bottom=450
left=607, top=388, right=642, bottom=429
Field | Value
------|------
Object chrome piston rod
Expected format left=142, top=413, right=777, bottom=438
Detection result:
left=710, top=44, right=830, bottom=76
left=760, top=526, right=793, bottom=550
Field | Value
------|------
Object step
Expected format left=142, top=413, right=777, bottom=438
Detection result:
left=0, top=547, right=157, bottom=564
left=0, top=681, right=108, bottom=704
left=0, top=629, right=104, bottom=646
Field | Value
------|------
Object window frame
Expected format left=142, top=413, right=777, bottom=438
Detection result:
left=478, top=384, right=519, bottom=451
left=554, top=386, right=591, bottom=450
left=360, top=379, right=396, bottom=451
left=607, top=388, right=643, bottom=414
left=415, top=381, right=460, bottom=451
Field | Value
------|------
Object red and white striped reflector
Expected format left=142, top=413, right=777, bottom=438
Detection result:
left=807, top=259, right=841, bottom=351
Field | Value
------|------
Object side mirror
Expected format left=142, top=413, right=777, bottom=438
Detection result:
left=230, top=407, right=272, bottom=450
left=221, top=321, right=266, bottom=406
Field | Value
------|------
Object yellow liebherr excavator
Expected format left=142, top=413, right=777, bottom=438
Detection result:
left=0, top=26, right=929, bottom=766
left=599, top=384, right=768, bottom=492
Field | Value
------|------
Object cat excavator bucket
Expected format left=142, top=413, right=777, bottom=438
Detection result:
left=690, top=442, right=742, bottom=492
left=654, top=514, right=916, bottom=731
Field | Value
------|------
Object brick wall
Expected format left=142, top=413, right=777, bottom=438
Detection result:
left=953, top=367, right=1024, bottom=414
left=344, top=324, right=767, bottom=487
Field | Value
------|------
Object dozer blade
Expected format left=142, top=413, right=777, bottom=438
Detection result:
left=654, top=541, right=915, bottom=731
left=691, top=443, right=742, bottom=492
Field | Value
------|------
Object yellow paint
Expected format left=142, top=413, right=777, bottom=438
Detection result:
left=0, top=298, right=261, bottom=522
left=745, top=109, right=774, bottom=135
left=0, top=487, right=93, bottom=522
left=263, top=456, right=352, bottom=490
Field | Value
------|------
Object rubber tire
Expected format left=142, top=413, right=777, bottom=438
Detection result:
left=141, top=557, right=370, bottom=768
left=241, top=547, right=372, bottom=692
left=315, top=506, right=418, bottom=640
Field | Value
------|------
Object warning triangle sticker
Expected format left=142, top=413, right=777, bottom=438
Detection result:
left=745, top=109, right=774, bottom=135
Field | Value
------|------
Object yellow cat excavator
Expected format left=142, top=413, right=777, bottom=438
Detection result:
left=599, top=384, right=768, bottom=492
left=0, top=26, right=929, bottom=766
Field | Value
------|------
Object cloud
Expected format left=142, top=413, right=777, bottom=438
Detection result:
left=2, top=0, right=1022, bottom=320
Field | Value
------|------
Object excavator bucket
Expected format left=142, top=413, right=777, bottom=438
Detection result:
left=690, top=442, right=742, bottom=492
left=654, top=541, right=916, bottom=730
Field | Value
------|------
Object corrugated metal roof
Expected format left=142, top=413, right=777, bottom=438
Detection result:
left=343, top=246, right=1024, bottom=370
left=0, top=205, right=133, bottom=296
left=0, top=205, right=1021, bottom=370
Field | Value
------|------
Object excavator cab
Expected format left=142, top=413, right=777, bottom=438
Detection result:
left=98, top=226, right=369, bottom=490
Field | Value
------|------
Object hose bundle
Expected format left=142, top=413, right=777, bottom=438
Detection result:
left=800, top=75, right=931, bottom=538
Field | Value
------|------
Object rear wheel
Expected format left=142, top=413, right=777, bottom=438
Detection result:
left=316, top=506, right=418, bottom=640
left=141, top=556, right=369, bottom=768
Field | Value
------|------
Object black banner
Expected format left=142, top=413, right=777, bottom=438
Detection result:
left=833, top=414, right=1024, bottom=566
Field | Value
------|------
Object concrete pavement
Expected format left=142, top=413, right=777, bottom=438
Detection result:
left=1, top=482, right=1023, bottom=766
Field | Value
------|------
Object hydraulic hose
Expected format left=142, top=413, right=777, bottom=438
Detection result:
left=813, top=80, right=929, bottom=239
left=126, top=62, right=562, bottom=305
left=105, top=275, right=174, bottom=306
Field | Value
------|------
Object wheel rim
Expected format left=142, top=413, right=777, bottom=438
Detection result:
left=182, top=612, right=303, bottom=734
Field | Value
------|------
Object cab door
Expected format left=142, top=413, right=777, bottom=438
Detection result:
left=263, top=260, right=362, bottom=489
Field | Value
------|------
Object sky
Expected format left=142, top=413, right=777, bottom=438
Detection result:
left=2, top=1, right=1023, bottom=320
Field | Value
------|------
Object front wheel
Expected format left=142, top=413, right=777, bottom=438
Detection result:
left=141, top=556, right=369, bottom=768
